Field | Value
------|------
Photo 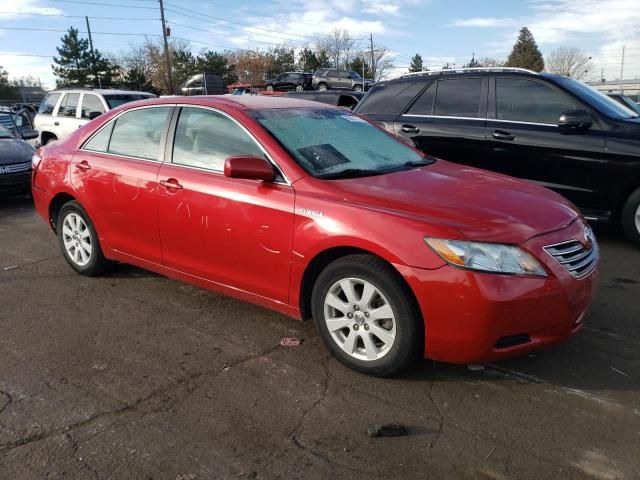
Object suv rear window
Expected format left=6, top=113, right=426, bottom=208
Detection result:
left=356, top=81, right=425, bottom=115
left=434, top=78, right=483, bottom=118
left=38, top=93, right=61, bottom=115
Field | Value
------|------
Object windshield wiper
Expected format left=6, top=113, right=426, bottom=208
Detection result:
left=317, top=168, right=385, bottom=179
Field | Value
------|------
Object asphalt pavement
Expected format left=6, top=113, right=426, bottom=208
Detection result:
left=1, top=194, right=639, bottom=480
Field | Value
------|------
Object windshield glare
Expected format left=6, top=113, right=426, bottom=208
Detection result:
left=554, top=76, right=639, bottom=119
left=251, top=108, right=428, bottom=178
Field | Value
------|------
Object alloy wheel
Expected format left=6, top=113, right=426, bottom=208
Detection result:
left=62, top=212, right=92, bottom=266
left=323, top=277, right=396, bottom=361
left=296, top=85, right=303, bottom=92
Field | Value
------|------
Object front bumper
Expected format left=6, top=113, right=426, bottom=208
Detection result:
left=397, top=220, right=598, bottom=364
left=0, top=170, right=31, bottom=193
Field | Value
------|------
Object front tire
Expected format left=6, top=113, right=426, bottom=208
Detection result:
left=622, top=186, right=640, bottom=246
left=317, top=83, right=328, bottom=91
left=57, top=201, right=110, bottom=276
left=295, top=84, right=304, bottom=92
left=266, top=85, right=274, bottom=92
left=353, top=84, right=363, bottom=92
left=311, top=254, right=423, bottom=376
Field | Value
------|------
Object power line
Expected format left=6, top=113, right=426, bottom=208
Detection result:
left=48, top=0, right=158, bottom=9
left=0, top=10, right=159, bottom=20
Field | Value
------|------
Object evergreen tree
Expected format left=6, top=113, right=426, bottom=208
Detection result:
left=52, top=27, right=93, bottom=87
left=505, top=27, right=544, bottom=72
left=297, top=48, right=320, bottom=72
left=346, top=57, right=373, bottom=79
left=0, top=66, right=20, bottom=100
left=465, top=54, right=479, bottom=68
left=195, top=51, right=236, bottom=84
left=122, top=67, right=156, bottom=93
left=409, top=53, right=424, bottom=72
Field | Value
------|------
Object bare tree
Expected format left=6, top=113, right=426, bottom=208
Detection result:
left=545, top=47, right=592, bottom=79
left=228, top=49, right=273, bottom=88
left=475, top=57, right=505, bottom=67
left=371, top=47, right=395, bottom=81
left=317, top=29, right=355, bottom=69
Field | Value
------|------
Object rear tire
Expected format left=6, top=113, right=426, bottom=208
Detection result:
left=57, top=201, right=111, bottom=276
left=311, top=254, right=423, bottom=376
left=266, top=85, right=274, bottom=92
left=295, top=84, right=304, bottom=92
left=622, top=186, right=640, bottom=246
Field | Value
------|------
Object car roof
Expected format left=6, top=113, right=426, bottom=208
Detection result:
left=125, top=95, right=337, bottom=111
left=380, top=68, right=545, bottom=86
left=47, top=88, right=155, bottom=95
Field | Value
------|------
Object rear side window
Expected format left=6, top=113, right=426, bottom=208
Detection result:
left=356, top=80, right=425, bottom=115
left=406, top=82, right=436, bottom=115
left=108, top=107, right=172, bottom=160
left=496, top=78, right=577, bottom=124
left=81, top=94, right=105, bottom=119
left=58, top=93, right=80, bottom=117
left=103, top=94, right=155, bottom=109
left=434, top=78, right=483, bottom=118
left=172, top=107, right=265, bottom=172
left=83, top=123, right=114, bottom=152
left=38, top=93, right=61, bottom=115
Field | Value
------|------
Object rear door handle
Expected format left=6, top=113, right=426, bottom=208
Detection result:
left=160, top=178, right=183, bottom=190
left=401, top=125, right=420, bottom=134
left=492, top=130, right=515, bottom=141
left=54, top=121, right=59, bottom=126
left=76, top=160, right=91, bottom=172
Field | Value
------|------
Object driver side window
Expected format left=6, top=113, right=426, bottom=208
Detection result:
left=172, top=107, right=267, bottom=173
left=496, top=78, right=577, bottom=125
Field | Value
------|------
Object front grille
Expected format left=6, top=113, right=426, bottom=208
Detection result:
left=544, top=240, right=598, bottom=278
left=0, top=162, right=31, bottom=174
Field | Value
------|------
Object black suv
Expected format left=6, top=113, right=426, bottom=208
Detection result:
left=265, top=72, right=312, bottom=92
left=355, top=68, right=640, bottom=244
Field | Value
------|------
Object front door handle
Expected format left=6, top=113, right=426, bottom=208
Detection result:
left=76, top=160, right=91, bottom=172
left=401, top=125, right=420, bottom=134
left=492, top=130, right=515, bottom=141
left=160, top=178, right=183, bottom=190
left=54, top=121, right=59, bottom=126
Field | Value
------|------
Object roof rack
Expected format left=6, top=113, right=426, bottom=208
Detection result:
left=393, top=67, right=538, bottom=80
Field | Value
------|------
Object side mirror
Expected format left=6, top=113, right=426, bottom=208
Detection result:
left=224, top=156, right=275, bottom=182
left=21, top=128, right=39, bottom=140
left=88, top=111, right=102, bottom=120
left=558, top=109, right=592, bottom=130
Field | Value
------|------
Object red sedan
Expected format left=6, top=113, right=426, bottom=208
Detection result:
left=31, top=96, right=598, bottom=376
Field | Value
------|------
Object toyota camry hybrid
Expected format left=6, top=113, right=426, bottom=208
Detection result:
left=31, top=96, right=599, bottom=376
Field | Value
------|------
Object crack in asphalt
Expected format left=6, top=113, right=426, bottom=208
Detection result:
left=0, top=390, right=12, bottom=416
left=65, top=431, right=100, bottom=480
left=0, top=344, right=282, bottom=456
left=426, top=380, right=444, bottom=446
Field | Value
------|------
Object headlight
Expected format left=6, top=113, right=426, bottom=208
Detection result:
left=424, top=237, right=547, bottom=277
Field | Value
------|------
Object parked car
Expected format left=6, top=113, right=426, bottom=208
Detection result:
left=180, top=73, right=226, bottom=96
left=606, top=92, right=640, bottom=114
left=0, top=112, right=37, bottom=194
left=34, top=89, right=156, bottom=145
left=32, top=96, right=598, bottom=376
left=0, top=107, right=36, bottom=141
left=283, top=90, right=364, bottom=110
left=355, top=67, right=640, bottom=245
left=266, top=72, right=312, bottom=92
left=312, top=68, right=374, bottom=92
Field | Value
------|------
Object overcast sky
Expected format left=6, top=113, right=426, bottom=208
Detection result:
left=1, top=0, right=639, bottom=89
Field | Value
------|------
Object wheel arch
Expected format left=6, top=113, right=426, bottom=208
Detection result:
left=48, top=191, right=76, bottom=232
left=40, top=131, right=58, bottom=145
left=298, top=246, right=421, bottom=322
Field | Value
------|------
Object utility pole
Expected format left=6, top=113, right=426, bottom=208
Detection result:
left=619, top=45, right=625, bottom=93
left=369, top=33, right=375, bottom=80
left=159, top=0, right=173, bottom=94
left=85, top=16, right=101, bottom=88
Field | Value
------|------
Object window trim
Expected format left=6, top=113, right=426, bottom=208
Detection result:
left=80, top=104, right=175, bottom=163
left=165, top=105, right=291, bottom=186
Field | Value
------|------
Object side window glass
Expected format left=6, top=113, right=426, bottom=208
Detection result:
left=496, top=78, right=577, bottom=124
left=172, top=107, right=265, bottom=172
left=58, top=93, right=80, bottom=117
left=84, top=122, right=114, bottom=153
left=108, top=107, right=171, bottom=160
left=81, top=94, right=105, bottom=119
left=38, top=93, right=61, bottom=115
left=406, top=82, right=436, bottom=115
left=358, top=81, right=424, bottom=115
left=434, top=78, right=483, bottom=118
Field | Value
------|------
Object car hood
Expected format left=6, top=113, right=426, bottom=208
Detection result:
left=0, top=138, right=35, bottom=165
left=325, top=160, right=579, bottom=244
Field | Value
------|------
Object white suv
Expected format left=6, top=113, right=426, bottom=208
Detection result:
left=34, top=89, right=156, bottom=145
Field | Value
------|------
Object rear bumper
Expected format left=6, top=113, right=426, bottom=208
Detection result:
left=397, top=220, right=598, bottom=364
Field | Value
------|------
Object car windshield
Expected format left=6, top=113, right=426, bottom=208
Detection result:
left=0, top=114, right=17, bottom=138
left=554, top=76, right=639, bottom=119
left=103, top=94, right=154, bottom=109
left=251, top=108, right=432, bottom=179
